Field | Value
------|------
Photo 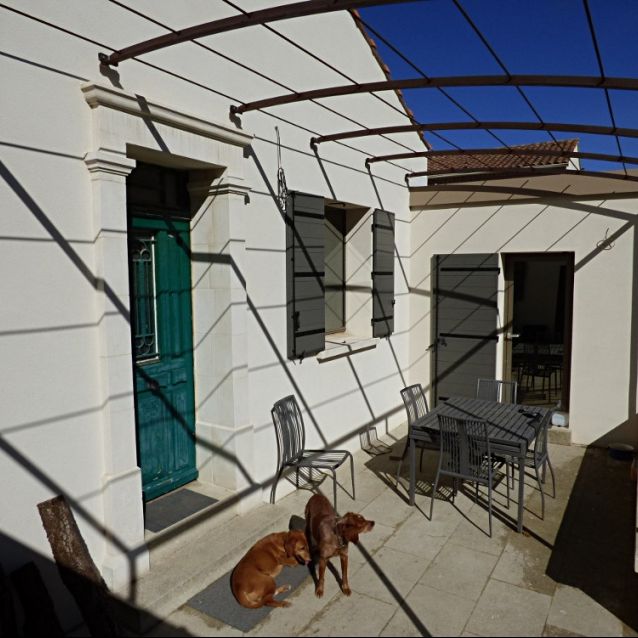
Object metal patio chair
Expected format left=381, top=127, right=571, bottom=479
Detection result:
left=270, top=395, right=355, bottom=510
left=395, top=384, right=439, bottom=484
left=513, top=411, right=556, bottom=519
left=476, top=378, right=518, bottom=404
left=430, top=415, right=495, bottom=537
left=476, top=378, right=517, bottom=504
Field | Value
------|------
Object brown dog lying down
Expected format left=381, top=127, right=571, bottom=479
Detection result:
left=231, top=530, right=311, bottom=609
left=305, top=494, right=375, bottom=598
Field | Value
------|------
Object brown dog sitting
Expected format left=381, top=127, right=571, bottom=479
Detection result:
left=231, top=530, right=311, bottom=609
left=305, top=494, right=375, bottom=598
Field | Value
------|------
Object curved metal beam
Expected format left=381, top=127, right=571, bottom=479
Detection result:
left=311, top=121, right=638, bottom=145
left=411, top=168, right=638, bottom=187
left=231, top=74, right=638, bottom=114
left=367, top=148, right=638, bottom=167
left=412, top=165, right=572, bottom=178
left=413, top=167, right=569, bottom=185
left=98, top=0, right=414, bottom=66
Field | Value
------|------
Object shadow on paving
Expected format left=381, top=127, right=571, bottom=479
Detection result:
left=363, top=435, right=511, bottom=516
left=546, top=446, right=638, bottom=632
left=0, top=531, right=192, bottom=637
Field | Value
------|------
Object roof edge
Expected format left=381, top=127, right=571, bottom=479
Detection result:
left=349, top=9, right=431, bottom=150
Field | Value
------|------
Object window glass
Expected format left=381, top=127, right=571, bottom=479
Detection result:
left=325, top=208, right=346, bottom=333
left=130, top=234, right=159, bottom=361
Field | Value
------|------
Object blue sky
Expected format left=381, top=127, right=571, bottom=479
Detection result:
left=359, top=0, right=638, bottom=170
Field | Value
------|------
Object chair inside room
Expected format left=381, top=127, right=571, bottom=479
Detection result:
left=395, top=384, right=439, bottom=484
left=476, top=378, right=518, bottom=404
left=430, top=415, right=495, bottom=537
left=270, top=395, right=355, bottom=510
left=517, top=344, right=562, bottom=405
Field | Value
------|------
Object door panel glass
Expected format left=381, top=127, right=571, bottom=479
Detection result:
left=507, top=254, right=573, bottom=410
left=130, top=234, right=159, bottom=362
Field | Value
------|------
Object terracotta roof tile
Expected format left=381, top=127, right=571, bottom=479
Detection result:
left=428, top=139, right=579, bottom=173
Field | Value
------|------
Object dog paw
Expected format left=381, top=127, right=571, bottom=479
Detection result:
left=315, top=587, right=324, bottom=598
left=342, top=585, right=352, bottom=596
left=281, top=600, right=292, bottom=608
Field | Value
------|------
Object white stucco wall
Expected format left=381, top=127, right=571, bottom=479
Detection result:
left=409, top=185, right=638, bottom=448
left=0, top=0, right=426, bottom=602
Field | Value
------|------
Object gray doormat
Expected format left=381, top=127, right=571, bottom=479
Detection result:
left=144, top=488, right=218, bottom=533
left=186, top=563, right=312, bottom=632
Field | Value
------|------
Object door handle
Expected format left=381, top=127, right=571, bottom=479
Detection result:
left=427, top=336, right=447, bottom=351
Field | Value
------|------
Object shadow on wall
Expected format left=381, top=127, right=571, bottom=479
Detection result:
left=0, top=149, right=408, bottom=623
left=0, top=531, right=192, bottom=637
left=546, top=439, right=638, bottom=633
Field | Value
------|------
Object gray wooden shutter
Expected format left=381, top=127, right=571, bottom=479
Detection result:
left=372, top=209, right=395, bottom=338
left=286, top=191, right=325, bottom=359
left=433, top=253, right=499, bottom=404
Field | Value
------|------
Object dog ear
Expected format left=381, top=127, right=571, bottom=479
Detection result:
left=284, top=530, right=305, bottom=558
left=343, top=527, right=360, bottom=544
left=284, top=531, right=297, bottom=557
left=337, top=515, right=360, bottom=544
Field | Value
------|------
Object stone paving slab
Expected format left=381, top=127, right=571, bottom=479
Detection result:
left=350, top=545, right=431, bottom=606
left=465, top=578, right=552, bottom=637
left=299, top=590, right=397, bottom=637
left=347, top=522, right=395, bottom=570
left=380, top=583, right=476, bottom=637
left=248, top=579, right=340, bottom=637
left=422, top=543, right=499, bottom=602
left=144, top=606, right=242, bottom=637
left=384, top=510, right=448, bottom=561
left=491, top=533, right=556, bottom=596
left=446, top=508, right=510, bottom=557
left=546, top=584, right=625, bottom=637
left=359, top=488, right=416, bottom=529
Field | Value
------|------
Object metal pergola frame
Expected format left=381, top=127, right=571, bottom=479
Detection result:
left=230, top=74, right=638, bottom=115
left=95, top=0, right=637, bottom=185
left=311, top=121, right=638, bottom=146
left=406, top=167, right=638, bottom=186
left=98, top=0, right=413, bottom=66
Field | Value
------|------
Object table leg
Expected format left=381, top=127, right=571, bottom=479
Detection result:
left=409, top=435, right=415, bottom=506
left=517, top=453, right=525, bottom=532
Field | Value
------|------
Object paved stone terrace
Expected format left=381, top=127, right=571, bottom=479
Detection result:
left=144, top=430, right=638, bottom=637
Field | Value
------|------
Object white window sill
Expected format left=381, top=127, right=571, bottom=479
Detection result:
left=316, top=333, right=380, bottom=362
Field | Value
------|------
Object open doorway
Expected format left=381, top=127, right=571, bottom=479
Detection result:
left=503, top=253, right=574, bottom=411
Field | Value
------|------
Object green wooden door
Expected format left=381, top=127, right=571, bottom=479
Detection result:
left=128, top=216, right=197, bottom=501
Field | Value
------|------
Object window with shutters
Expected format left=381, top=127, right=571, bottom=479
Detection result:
left=286, top=192, right=395, bottom=360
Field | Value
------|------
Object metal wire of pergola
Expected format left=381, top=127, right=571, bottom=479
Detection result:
left=3, top=0, right=438, bottom=169
left=93, top=0, right=637, bottom=186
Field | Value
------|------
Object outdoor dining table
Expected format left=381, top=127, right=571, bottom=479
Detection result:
left=408, top=396, right=552, bottom=533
